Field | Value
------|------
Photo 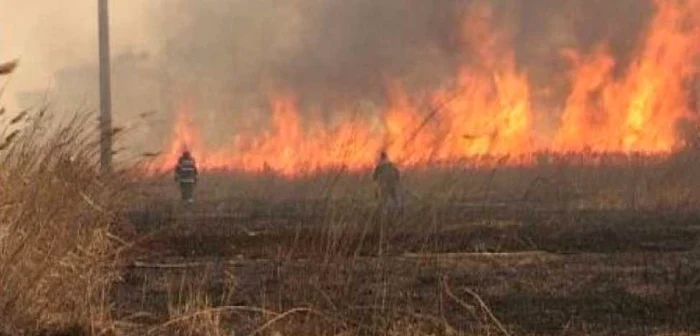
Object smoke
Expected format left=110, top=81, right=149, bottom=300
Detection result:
left=0, top=0, right=162, bottom=100
left=513, top=0, right=653, bottom=87
left=153, top=0, right=655, bottom=107
left=1, top=0, right=666, bottom=155
left=150, top=0, right=471, bottom=141
left=0, top=0, right=168, bottom=157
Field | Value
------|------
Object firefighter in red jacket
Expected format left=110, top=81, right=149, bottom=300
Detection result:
left=174, top=150, right=198, bottom=203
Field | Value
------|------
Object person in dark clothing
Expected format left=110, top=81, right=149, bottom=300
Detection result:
left=372, top=151, right=401, bottom=210
left=174, top=151, right=198, bottom=203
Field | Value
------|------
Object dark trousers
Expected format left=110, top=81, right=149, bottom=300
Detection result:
left=378, top=186, right=398, bottom=208
left=179, top=182, right=195, bottom=202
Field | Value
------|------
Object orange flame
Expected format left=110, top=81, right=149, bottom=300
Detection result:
left=554, top=0, right=700, bottom=152
left=384, top=3, right=534, bottom=165
left=151, top=99, right=204, bottom=170
left=228, top=93, right=381, bottom=175
left=147, top=0, right=700, bottom=177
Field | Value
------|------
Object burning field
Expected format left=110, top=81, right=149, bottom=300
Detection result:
left=110, top=2, right=700, bottom=335
left=3, top=0, right=700, bottom=335
left=145, top=0, right=700, bottom=177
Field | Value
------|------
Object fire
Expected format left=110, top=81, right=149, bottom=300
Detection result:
left=228, top=93, right=381, bottom=175
left=148, top=94, right=382, bottom=175
left=147, top=0, right=700, bottom=177
left=554, top=0, right=700, bottom=153
left=383, top=3, right=534, bottom=165
left=153, top=99, right=203, bottom=169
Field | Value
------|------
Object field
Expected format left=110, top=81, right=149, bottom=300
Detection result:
left=1, top=110, right=700, bottom=335
left=111, top=160, right=700, bottom=336
left=6, top=0, right=700, bottom=333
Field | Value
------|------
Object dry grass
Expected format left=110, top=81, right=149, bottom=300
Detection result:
left=3, top=58, right=700, bottom=334
left=0, top=106, right=129, bottom=334
left=122, top=151, right=700, bottom=335
left=134, top=146, right=700, bottom=214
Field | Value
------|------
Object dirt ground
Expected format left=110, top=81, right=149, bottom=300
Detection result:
left=112, top=195, right=700, bottom=335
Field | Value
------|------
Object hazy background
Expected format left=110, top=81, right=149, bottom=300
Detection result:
left=0, top=0, right=165, bottom=157
left=0, top=0, right=161, bottom=101
left=0, top=0, right=656, bottom=157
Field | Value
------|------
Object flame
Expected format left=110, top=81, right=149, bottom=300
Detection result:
left=147, top=0, right=700, bottom=177
left=228, top=93, right=381, bottom=175
left=554, top=0, right=700, bottom=152
left=382, top=3, right=534, bottom=166
left=148, top=93, right=382, bottom=175
left=147, top=99, right=204, bottom=172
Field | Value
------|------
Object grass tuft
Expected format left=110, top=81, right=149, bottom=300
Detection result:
left=0, top=109, right=128, bottom=335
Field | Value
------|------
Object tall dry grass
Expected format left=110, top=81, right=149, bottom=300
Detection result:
left=0, top=101, right=128, bottom=334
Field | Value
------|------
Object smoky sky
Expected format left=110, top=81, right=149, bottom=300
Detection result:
left=273, top=0, right=462, bottom=102
left=153, top=0, right=465, bottom=110
left=151, top=0, right=655, bottom=114
left=0, top=0, right=665, bottom=158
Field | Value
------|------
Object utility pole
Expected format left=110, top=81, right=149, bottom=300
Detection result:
left=98, top=0, right=113, bottom=173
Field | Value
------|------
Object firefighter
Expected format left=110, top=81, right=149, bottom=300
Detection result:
left=372, top=151, right=401, bottom=211
left=174, top=150, right=198, bottom=203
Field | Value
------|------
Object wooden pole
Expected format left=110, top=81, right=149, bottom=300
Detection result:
left=98, top=0, right=113, bottom=173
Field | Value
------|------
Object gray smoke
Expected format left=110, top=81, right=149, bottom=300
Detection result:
left=152, top=0, right=654, bottom=109
left=151, top=0, right=464, bottom=117
left=12, top=0, right=658, bottom=154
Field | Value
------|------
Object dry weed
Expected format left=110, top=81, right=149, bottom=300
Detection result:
left=0, top=110, right=128, bottom=334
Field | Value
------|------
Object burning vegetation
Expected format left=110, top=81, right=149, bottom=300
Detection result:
left=145, top=0, right=700, bottom=178
left=6, top=2, right=700, bottom=335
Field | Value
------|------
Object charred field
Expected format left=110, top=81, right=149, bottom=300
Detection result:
left=115, top=157, right=700, bottom=336
left=4, top=0, right=700, bottom=333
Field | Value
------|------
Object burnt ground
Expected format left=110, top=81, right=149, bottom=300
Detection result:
left=113, top=200, right=700, bottom=335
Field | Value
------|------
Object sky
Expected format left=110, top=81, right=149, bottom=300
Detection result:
left=0, top=0, right=161, bottom=110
